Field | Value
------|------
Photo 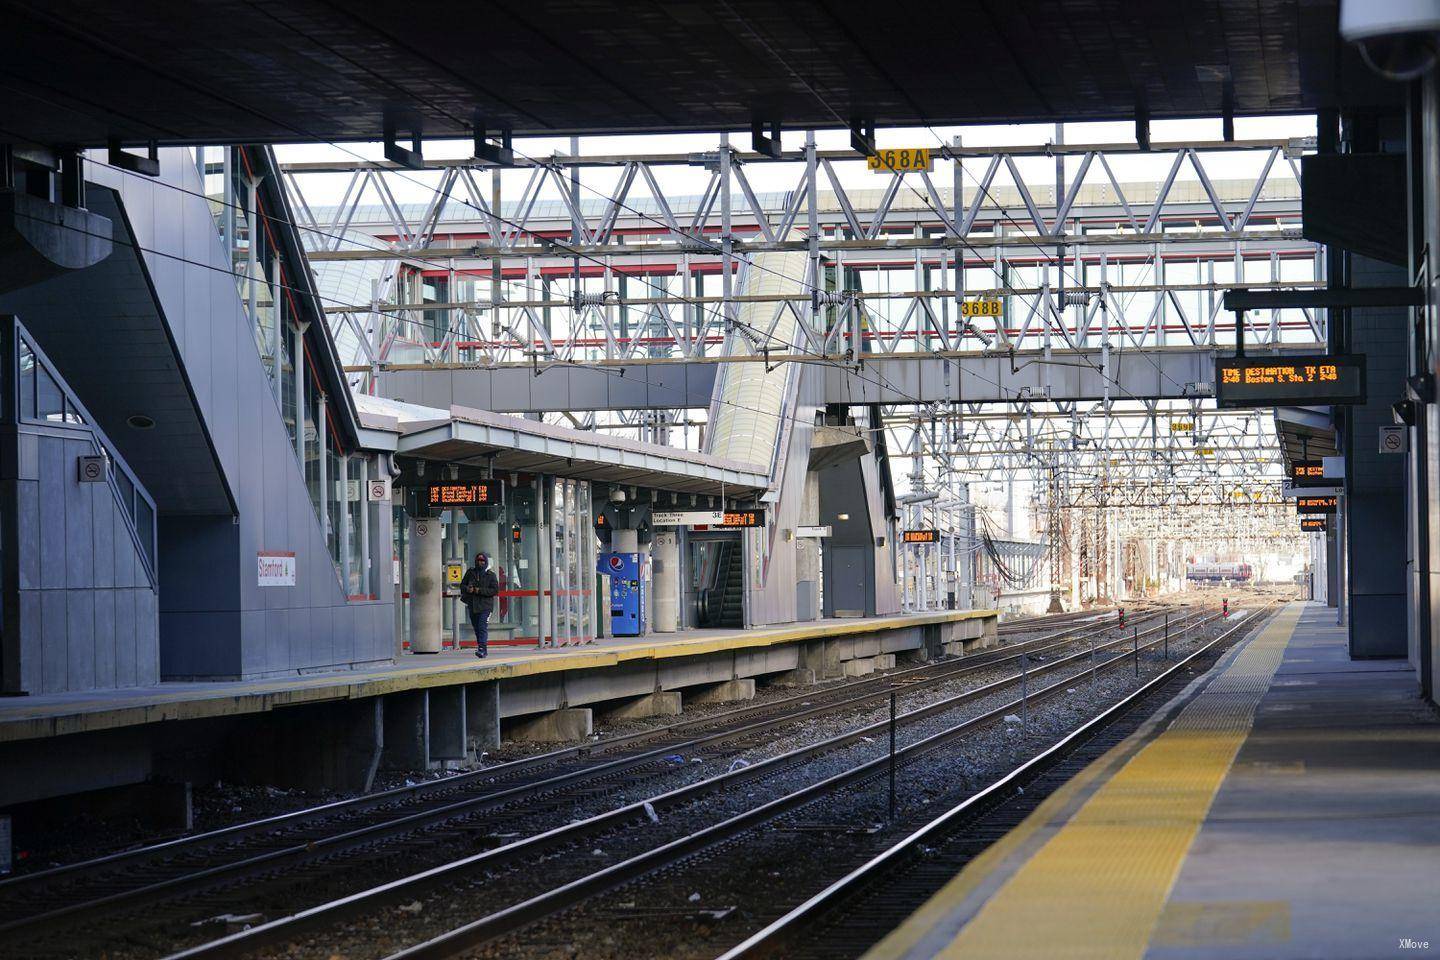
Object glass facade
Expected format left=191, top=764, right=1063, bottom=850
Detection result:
left=395, top=474, right=596, bottom=651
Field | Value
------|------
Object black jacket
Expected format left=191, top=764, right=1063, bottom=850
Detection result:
left=460, top=565, right=499, bottom=615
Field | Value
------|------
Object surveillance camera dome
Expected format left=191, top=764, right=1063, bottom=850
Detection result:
left=1358, top=32, right=1439, bottom=80
left=1341, top=0, right=1440, bottom=81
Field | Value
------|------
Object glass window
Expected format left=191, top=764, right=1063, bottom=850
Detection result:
left=115, top=467, right=136, bottom=523
left=345, top=457, right=364, bottom=597
left=18, top=339, right=35, bottom=420
left=134, top=495, right=155, bottom=571
left=36, top=363, right=63, bottom=422
left=327, top=446, right=343, bottom=568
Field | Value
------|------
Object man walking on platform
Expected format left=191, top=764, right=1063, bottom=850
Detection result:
left=461, top=552, right=499, bottom=658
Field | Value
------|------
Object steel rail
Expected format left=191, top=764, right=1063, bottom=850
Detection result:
left=0, top=608, right=1163, bottom=936
left=714, top=603, right=1277, bottom=960
left=379, top=606, right=1244, bottom=960
left=161, top=608, right=1212, bottom=960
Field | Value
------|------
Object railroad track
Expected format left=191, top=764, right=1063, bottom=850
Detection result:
left=150, top=605, right=1216, bottom=960
left=0, top=605, right=1161, bottom=948
left=713, top=601, right=1281, bottom=960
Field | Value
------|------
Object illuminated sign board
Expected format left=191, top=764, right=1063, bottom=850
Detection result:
left=1296, top=495, right=1338, bottom=515
left=902, top=529, right=939, bottom=544
left=1300, top=517, right=1329, bottom=532
left=1289, top=460, right=1330, bottom=486
left=1215, top=354, right=1366, bottom=408
left=720, top=510, right=765, bottom=528
left=867, top=147, right=932, bottom=173
left=649, top=509, right=767, bottom=528
left=427, top=481, right=501, bottom=508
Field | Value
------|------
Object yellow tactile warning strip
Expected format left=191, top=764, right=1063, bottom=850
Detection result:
left=866, top=603, right=1299, bottom=960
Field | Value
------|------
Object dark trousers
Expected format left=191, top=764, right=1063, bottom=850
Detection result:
left=468, top=606, right=490, bottom=655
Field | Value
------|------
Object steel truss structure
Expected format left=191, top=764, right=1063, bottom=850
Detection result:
left=276, top=131, right=1315, bottom=596
left=279, top=134, right=1323, bottom=382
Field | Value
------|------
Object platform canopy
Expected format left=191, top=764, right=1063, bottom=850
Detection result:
left=358, top=395, right=770, bottom=496
left=0, top=0, right=1400, bottom=149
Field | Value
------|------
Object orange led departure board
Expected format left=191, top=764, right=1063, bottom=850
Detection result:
left=1289, top=460, right=1331, bottom=487
left=427, top=481, right=500, bottom=507
left=902, top=529, right=939, bottom=544
left=719, top=510, right=765, bottom=528
left=1216, top=354, right=1365, bottom=408
left=1300, top=517, right=1328, bottom=532
left=1296, top=495, right=1338, bottom=515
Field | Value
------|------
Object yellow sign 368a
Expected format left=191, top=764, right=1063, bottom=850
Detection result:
left=867, top=147, right=932, bottom=173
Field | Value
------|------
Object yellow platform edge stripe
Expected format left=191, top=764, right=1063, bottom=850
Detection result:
left=865, top=602, right=1299, bottom=960
left=0, top=609, right=998, bottom=742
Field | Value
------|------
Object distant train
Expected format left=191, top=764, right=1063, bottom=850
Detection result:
left=1186, top=562, right=1254, bottom=583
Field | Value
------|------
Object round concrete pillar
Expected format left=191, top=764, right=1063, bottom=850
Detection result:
left=409, top=516, right=443, bottom=653
left=652, top=531, right=679, bottom=633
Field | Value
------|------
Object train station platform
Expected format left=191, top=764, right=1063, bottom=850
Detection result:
left=0, top=610, right=997, bottom=806
left=866, top=602, right=1440, bottom=960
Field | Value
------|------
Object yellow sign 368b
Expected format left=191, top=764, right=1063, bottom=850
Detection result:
left=960, top=299, right=1003, bottom=318
left=867, top=147, right=932, bottom=173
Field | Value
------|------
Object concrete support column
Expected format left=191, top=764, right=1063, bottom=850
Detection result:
left=380, top=690, right=430, bottom=770
left=466, top=681, right=501, bottom=754
left=652, top=532, right=679, bottom=633
left=508, top=707, right=593, bottom=743
left=409, top=517, right=443, bottom=653
left=687, top=678, right=756, bottom=705
left=599, top=690, right=682, bottom=721
left=428, top=686, right=467, bottom=761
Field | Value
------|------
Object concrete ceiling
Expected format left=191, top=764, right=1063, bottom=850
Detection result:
left=0, top=0, right=1402, bottom=149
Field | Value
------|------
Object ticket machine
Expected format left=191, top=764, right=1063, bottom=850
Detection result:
left=600, top=551, right=646, bottom=636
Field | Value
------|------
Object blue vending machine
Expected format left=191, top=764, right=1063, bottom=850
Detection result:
left=600, top=552, right=646, bottom=636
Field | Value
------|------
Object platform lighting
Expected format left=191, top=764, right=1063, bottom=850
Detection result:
left=837, top=513, right=851, bottom=521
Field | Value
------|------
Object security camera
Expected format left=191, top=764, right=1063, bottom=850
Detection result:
left=1341, top=0, right=1440, bottom=81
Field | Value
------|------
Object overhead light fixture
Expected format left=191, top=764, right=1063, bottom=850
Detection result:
left=126, top=414, right=155, bottom=430
left=837, top=512, right=851, bottom=521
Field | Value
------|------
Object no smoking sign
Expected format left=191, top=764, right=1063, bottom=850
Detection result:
left=1378, top=425, right=1408, bottom=455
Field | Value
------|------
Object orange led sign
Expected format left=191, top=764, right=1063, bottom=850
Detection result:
left=426, top=481, right=500, bottom=508
left=902, top=529, right=939, bottom=544
left=1216, top=354, right=1365, bottom=408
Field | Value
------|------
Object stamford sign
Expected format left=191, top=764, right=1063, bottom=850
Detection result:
left=257, top=551, right=296, bottom=587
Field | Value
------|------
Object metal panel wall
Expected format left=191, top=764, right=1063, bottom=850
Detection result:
left=11, top=429, right=159, bottom=693
left=80, top=151, right=394, bottom=679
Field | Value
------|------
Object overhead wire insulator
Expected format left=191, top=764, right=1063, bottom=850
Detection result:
left=569, top=290, right=620, bottom=310
left=812, top=290, right=856, bottom=308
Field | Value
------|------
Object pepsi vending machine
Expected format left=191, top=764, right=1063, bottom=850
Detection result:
left=600, top=552, right=646, bottom=636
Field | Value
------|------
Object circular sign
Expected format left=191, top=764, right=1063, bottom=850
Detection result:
left=1382, top=431, right=1403, bottom=452
left=81, top=460, right=103, bottom=481
left=607, top=555, right=624, bottom=571
left=415, top=522, right=429, bottom=537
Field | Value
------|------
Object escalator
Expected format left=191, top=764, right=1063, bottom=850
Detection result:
left=697, top=538, right=745, bottom=629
